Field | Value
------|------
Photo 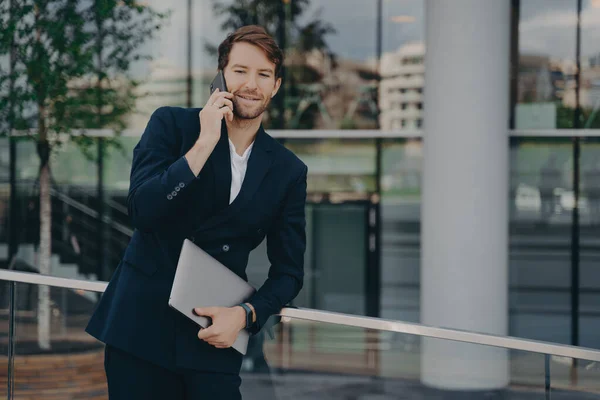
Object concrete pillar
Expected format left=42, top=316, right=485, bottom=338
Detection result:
left=421, top=0, right=510, bottom=390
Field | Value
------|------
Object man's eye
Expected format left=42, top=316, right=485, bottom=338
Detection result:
left=260, top=74, right=270, bottom=78
left=235, top=70, right=245, bottom=74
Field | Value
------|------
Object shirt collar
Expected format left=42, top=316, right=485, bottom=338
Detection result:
left=228, top=138, right=254, bottom=160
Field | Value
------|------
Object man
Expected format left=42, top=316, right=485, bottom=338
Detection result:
left=86, top=25, right=307, bottom=399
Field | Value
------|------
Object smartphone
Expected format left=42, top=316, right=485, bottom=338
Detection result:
left=209, top=70, right=228, bottom=94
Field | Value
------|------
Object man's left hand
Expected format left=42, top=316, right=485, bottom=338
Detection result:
left=194, top=306, right=246, bottom=349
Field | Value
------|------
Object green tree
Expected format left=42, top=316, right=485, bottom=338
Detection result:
left=0, top=0, right=166, bottom=350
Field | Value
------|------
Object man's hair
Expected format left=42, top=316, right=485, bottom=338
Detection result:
left=217, top=25, right=284, bottom=79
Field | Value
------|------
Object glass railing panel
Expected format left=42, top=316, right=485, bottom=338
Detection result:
left=12, top=282, right=106, bottom=399
left=0, top=278, right=599, bottom=399
left=256, top=316, right=553, bottom=399
left=550, top=356, right=600, bottom=397
left=240, top=320, right=280, bottom=400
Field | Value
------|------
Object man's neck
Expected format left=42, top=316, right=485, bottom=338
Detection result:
left=226, top=116, right=262, bottom=156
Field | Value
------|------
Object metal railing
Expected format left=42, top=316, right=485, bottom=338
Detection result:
left=0, top=268, right=599, bottom=363
left=8, top=128, right=600, bottom=138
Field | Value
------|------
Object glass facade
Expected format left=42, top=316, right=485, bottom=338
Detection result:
left=1, top=0, right=600, bottom=364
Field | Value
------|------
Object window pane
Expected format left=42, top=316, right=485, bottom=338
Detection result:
left=516, top=0, right=577, bottom=129
left=380, top=138, right=422, bottom=323
left=579, top=138, right=600, bottom=349
left=285, top=139, right=377, bottom=193
left=577, top=0, right=600, bottom=129
left=509, top=138, right=573, bottom=345
left=381, top=0, right=425, bottom=131
left=127, top=0, right=192, bottom=130
left=283, top=0, right=378, bottom=129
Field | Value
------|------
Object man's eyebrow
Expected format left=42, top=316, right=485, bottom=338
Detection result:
left=231, top=64, right=274, bottom=74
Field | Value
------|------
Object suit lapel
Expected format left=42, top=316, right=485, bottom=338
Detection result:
left=209, top=122, right=232, bottom=210
left=230, top=131, right=272, bottom=208
left=194, top=125, right=274, bottom=234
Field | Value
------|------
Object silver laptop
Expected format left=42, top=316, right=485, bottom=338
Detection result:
left=168, top=239, right=256, bottom=355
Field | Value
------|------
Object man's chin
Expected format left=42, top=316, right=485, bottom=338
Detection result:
left=234, top=106, right=266, bottom=120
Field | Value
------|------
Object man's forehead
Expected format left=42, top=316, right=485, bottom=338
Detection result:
left=228, top=43, right=276, bottom=72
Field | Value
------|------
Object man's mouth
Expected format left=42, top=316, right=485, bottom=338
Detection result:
left=236, top=94, right=262, bottom=102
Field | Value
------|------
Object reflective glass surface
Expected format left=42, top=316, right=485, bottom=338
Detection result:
left=579, top=139, right=600, bottom=350
left=252, top=316, right=561, bottom=399
left=12, top=283, right=105, bottom=398
left=380, top=138, right=422, bottom=323
left=509, top=138, right=574, bottom=345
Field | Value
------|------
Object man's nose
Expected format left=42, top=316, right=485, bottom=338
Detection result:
left=243, top=74, right=258, bottom=90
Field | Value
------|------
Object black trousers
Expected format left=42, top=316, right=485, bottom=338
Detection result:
left=104, top=345, right=242, bottom=400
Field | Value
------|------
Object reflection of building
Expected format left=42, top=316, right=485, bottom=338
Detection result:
left=515, top=55, right=562, bottom=129
left=285, top=50, right=379, bottom=129
left=516, top=54, right=600, bottom=127
left=379, top=42, right=425, bottom=130
left=129, top=58, right=214, bottom=130
left=562, top=57, right=600, bottom=116
left=518, top=54, right=557, bottom=102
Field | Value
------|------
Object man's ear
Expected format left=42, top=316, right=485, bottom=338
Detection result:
left=271, top=77, right=282, bottom=98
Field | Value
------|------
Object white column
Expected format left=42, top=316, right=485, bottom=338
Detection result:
left=421, top=0, right=510, bottom=390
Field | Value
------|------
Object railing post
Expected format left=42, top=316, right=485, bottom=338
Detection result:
left=8, top=280, right=16, bottom=400
left=545, top=354, right=551, bottom=400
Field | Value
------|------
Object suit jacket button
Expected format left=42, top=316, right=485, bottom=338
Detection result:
left=167, top=194, right=173, bottom=200
left=179, top=182, right=185, bottom=188
left=175, top=186, right=181, bottom=192
left=171, top=191, right=177, bottom=196
left=222, top=244, right=230, bottom=252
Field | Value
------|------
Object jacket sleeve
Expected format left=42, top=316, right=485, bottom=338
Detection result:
left=247, top=165, right=308, bottom=333
left=127, top=107, right=198, bottom=231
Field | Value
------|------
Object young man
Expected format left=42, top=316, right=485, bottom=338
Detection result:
left=86, top=25, right=307, bottom=399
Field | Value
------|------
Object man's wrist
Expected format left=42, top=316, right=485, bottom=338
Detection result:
left=244, top=302, right=257, bottom=323
left=235, top=305, right=247, bottom=330
left=195, top=133, right=220, bottom=150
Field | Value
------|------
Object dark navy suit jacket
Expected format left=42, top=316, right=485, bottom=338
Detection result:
left=86, top=106, right=307, bottom=374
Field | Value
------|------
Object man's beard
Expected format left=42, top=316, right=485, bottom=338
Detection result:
left=232, top=92, right=271, bottom=120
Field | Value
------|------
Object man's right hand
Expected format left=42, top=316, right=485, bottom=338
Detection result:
left=198, top=88, right=234, bottom=146
left=185, top=89, right=234, bottom=177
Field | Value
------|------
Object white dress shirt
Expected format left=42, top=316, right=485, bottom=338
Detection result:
left=228, top=138, right=254, bottom=204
